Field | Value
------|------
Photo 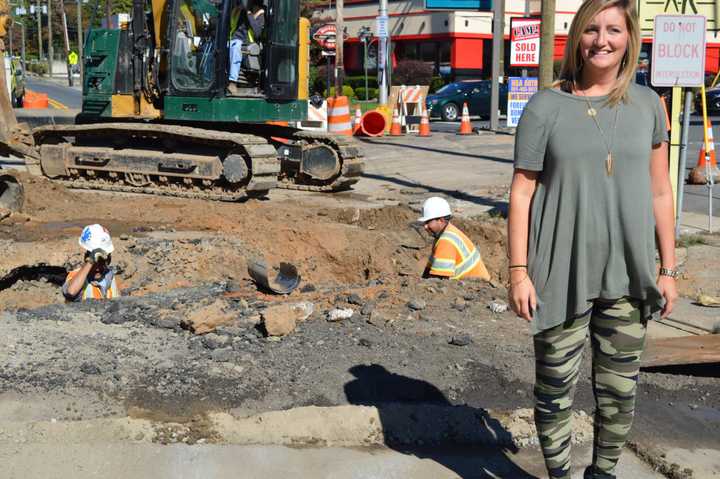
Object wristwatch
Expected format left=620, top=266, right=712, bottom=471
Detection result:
left=659, top=267, right=680, bottom=279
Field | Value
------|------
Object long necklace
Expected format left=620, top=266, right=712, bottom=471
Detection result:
left=577, top=85, right=620, bottom=176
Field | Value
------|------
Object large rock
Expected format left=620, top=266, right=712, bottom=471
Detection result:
left=262, top=302, right=315, bottom=337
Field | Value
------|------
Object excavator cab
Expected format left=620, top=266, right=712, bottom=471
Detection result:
left=165, top=0, right=297, bottom=101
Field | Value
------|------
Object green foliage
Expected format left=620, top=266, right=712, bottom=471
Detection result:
left=27, top=62, right=48, bottom=76
left=392, top=60, right=433, bottom=86
left=354, top=87, right=378, bottom=100
left=429, top=76, right=447, bottom=93
left=344, top=75, right=378, bottom=91
left=677, top=234, right=708, bottom=248
left=324, top=85, right=356, bottom=99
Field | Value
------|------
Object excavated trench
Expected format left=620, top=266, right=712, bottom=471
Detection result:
left=0, top=264, right=67, bottom=290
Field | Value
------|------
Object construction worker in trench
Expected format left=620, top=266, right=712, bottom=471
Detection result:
left=420, top=197, right=491, bottom=281
left=62, top=224, right=121, bottom=302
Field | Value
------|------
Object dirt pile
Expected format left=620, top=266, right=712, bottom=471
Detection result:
left=1, top=177, right=508, bottom=312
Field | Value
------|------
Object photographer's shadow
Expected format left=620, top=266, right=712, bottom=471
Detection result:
left=344, top=364, right=536, bottom=479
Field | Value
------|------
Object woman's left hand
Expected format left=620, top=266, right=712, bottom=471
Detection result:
left=657, top=275, right=678, bottom=318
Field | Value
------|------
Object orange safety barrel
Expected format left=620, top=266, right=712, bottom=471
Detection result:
left=327, top=96, right=352, bottom=136
left=358, top=110, right=386, bottom=137
left=23, top=90, right=49, bottom=109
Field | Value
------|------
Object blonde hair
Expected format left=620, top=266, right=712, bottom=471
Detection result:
left=555, top=0, right=641, bottom=105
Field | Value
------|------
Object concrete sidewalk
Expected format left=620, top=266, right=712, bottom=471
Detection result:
left=1, top=443, right=662, bottom=479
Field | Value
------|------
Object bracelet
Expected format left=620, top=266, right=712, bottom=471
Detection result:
left=508, top=273, right=529, bottom=287
left=659, top=267, right=680, bottom=279
left=508, top=264, right=528, bottom=270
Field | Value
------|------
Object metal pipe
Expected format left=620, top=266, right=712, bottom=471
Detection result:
left=676, top=90, right=693, bottom=238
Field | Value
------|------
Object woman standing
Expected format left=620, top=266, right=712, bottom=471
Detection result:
left=507, top=1, right=678, bottom=478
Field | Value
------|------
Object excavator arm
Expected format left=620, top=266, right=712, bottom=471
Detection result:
left=0, top=0, right=18, bottom=139
left=0, top=0, right=28, bottom=212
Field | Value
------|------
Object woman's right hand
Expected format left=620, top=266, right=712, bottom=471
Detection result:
left=508, top=269, right=537, bottom=322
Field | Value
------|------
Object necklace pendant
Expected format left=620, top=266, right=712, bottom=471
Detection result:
left=587, top=107, right=597, bottom=117
left=606, top=153, right=613, bottom=176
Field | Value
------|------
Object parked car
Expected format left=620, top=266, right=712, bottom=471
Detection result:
left=4, top=56, right=25, bottom=108
left=426, top=80, right=508, bottom=121
left=695, top=86, right=720, bottom=116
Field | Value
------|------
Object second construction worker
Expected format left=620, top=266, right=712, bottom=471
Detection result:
left=419, top=197, right=491, bottom=281
left=62, top=224, right=121, bottom=302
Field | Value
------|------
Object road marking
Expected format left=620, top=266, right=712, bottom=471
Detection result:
left=48, top=98, right=69, bottom=110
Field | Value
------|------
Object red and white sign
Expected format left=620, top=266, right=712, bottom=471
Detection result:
left=313, top=24, right=337, bottom=50
left=651, top=15, right=706, bottom=87
left=312, top=24, right=349, bottom=51
left=510, top=18, right=541, bottom=67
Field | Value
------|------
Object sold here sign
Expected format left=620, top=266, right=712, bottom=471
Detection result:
left=510, top=18, right=540, bottom=67
left=651, top=15, right=706, bottom=87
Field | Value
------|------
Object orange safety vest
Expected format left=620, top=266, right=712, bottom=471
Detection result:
left=64, top=268, right=120, bottom=301
left=428, top=223, right=490, bottom=280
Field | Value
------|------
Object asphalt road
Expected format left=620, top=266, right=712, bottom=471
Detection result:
left=680, top=114, right=720, bottom=220
left=24, top=76, right=82, bottom=109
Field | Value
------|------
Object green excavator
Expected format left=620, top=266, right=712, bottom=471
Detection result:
left=0, top=0, right=363, bottom=208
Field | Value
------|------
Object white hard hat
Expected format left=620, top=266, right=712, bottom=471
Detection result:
left=418, top=197, right=452, bottom=223
left=78, top=224, right=114, bottom=254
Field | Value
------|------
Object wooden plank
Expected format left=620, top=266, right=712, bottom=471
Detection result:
left=641, top=334, right=720, bottom=368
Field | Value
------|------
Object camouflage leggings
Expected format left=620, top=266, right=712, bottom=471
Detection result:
left=533, top=297, right=647, bottom=479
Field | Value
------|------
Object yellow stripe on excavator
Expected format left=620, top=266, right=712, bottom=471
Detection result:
left=298, top=17, right=309, bottom=100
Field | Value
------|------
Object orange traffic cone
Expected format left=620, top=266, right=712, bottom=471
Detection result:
left=353, top=106, right=362, bottom=135
left=689, top=118, right=720, bottom=184
left=418, top=106, right=431, bottom=137
left=390, top=107, right=403, bottom=136
left=457, top=102, right=473, bottom=135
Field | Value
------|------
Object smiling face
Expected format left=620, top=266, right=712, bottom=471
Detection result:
left=579, top=6, right=629, bottom=80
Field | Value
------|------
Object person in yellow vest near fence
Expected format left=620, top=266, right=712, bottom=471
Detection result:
left=419, top=197, right=491, bottom=281
left=62, top=224, right=121, bottom=302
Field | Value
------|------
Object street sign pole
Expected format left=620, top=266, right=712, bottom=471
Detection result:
left=377, top=0, right=388, bottom=105
left=363, top=37, right=368, bottom=100
left=77, top=0, right=82, bottom=83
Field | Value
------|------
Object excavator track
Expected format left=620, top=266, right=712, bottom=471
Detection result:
left=277, top=131, right=365, bottom=192
left=33, top=123, right=281, bottom=201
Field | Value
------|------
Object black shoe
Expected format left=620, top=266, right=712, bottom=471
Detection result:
left=583, top=466, right=616, bottom=479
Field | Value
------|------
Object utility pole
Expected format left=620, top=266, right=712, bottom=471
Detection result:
left=59, top=0, right=71, bottom=85
left=36, top=0, right=42, bottom=68
left=105, top=0, right=111, bottom=27
left=48, top=0, right=53, bottom=78
left=77, top=0, right=82, bottom=82
left=490, top=0, right=505, bottom=131
left=378, top=0, right=388, bottom=104
left=538, top=0, right=555, bottom=89
left=19, top=21, right=26, bottom=70
left=334, top=0, right=343, bottom=97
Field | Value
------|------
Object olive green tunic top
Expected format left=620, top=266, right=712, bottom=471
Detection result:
left=513, top=84, right=668, bottom=334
